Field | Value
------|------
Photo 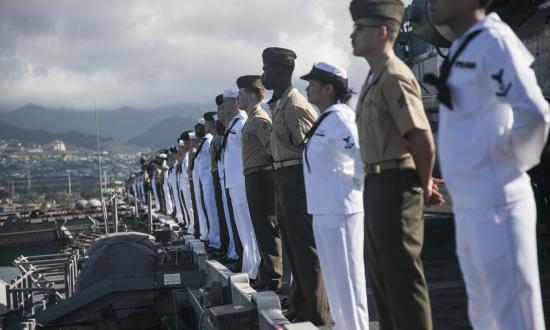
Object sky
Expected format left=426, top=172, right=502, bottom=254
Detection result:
left=0, top=0, right=411, bottom=112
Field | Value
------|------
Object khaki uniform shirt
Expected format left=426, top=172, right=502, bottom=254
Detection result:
left=268, top=87, right=317, bottom=162
left=210, top=135, right=222, bottom=172
left=356, top=53, right=430, bottom=165
left=242, top=106, right=273, bottom=170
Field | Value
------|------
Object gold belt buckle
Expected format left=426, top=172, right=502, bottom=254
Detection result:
left=373, top=164, right=381, bottom=174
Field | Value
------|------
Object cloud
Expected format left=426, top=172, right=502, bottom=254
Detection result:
left=0, top=0, right=409, bottom=111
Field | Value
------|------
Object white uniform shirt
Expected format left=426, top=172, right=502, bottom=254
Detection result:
left=196, top=134, right=214, bottom=181
left=178, top=153, right=190, bottom=190
left=223, top=111, right=248, bottom=189
left=303, top=103, right=364, bottom=215
left=438, top=13, right=550, bottom=209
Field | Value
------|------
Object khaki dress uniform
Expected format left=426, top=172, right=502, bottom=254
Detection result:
left=242, top=106, right=283, bottom=291
left=356, top=52, right=432, bottom=329
left=269, top=87, right=330, bottom=325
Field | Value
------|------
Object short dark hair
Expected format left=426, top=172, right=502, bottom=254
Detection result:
left=478, top=0, right=492, bottom=8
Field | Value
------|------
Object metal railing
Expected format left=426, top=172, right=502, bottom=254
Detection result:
left=5, top=252, right=80, bottom=313
left=181, top=234, right=314, bottom=330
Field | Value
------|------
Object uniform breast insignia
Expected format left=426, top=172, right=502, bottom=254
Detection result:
left=314, top=129, right=326, bottom=137
left=343, top=136, right=354, bottom=149
left=491, top=69, right=512, bottom=97
left=455, top=61, right=476, bottom=69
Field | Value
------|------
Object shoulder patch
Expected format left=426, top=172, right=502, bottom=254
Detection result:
left=343, top=136, right=354, bottom=149
left=491, top=68, right=512, bottom=97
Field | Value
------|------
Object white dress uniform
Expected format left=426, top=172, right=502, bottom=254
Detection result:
left=192, top=150, right=208, bottom=240
left=169, top=163, right=184, bottom=223
left=151, top=174, right=161, bottom=212
left=218, top=152, right=239, bottom=260
left=138, top=175, right=146, bottom=204
left=196, top=133, right=222, bottom=248
left=162, top=168, right=174, bottom=215
left=303, top=102, right=369, bottom=330
left=179, top=152, right=195, bottom=234
left=223, top=110, right=260, bottom=280
left=438, top=13, right=549, bottom=330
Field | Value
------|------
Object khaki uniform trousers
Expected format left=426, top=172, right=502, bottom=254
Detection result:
left=274, top=164, right=330, bottom=326
left=364, top=168, right=432, bottom=330
left=245, top=169, right=283, bottom=290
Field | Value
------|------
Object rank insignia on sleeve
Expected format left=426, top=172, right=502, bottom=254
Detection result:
left=491, top=69, right=512, bottom=97
left=343, top=136, right=354, bottom=149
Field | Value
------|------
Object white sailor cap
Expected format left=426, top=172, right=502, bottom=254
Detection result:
left=223, top=88, right=239, bottom=98
left=196, top=117, right=206, bottom=126
left=300, top=61, right=348, bottom=90
left=159, top=153, right=168, bottom=159
left=189, top=132, right=196, bottom=139
left=213, top=114, right=218, bottom=121
left=178, top=139, right=184, bottom=146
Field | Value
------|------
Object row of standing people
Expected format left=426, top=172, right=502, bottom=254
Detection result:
left=129, top=0, right=550, bottom=329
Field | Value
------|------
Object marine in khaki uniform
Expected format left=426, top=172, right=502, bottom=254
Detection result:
left=261, top=47, right=330, bottom=326
left=349, top=1, right=444, bottom=329
left=237, top=75, right=283, bottom=292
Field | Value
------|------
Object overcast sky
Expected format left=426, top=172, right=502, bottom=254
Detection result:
left=0, top=0, right=411, bottom=111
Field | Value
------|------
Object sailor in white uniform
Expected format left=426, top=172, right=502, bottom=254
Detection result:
left=151, top=160, right=161, bottom=212
left=195, top=118, right=222, bottom=248
left=181, top=131, right=196, bottom=234
left=221, top=88, right=260, bottom=280
left=214, top=111, right=239, bottom=261
left=169, top=146, right=184, bottom=223
left=300, top=62, right=369, bottom=330
left=428, top=2, right=550, bottom=329
left=161, top=155, right=174, bottom=215
left=192, top=121, right=210, bottom=241
left=138, top=169, right=146, bottom=204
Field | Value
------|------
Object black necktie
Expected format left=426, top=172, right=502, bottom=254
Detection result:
left=303, top=111, right=333, bottom=173
left=424, top=29, right=484, bottom=110
left=221, top=117, right=241, bottom=151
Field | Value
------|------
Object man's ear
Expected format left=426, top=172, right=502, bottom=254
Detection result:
left=378, top=25, right=388, bottom=42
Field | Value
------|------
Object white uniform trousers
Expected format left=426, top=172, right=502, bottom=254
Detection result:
left=180, top=181, right=195, bottom=234
left=228, top=187, right=260, bottom=279
left=151, top=178, right=161, bottom=212
left=163, top=182, right=174, bottom=214
left=201, top=175, right=221, bottom=249
left=221, top=177, right=239, bottom=260
left=313, top=213, right=369, bottom=330
left=455, top=195, right=544, bottom=330
left=171, top=182, right=183, bottom=223
left=193, top=177, right=208, bottom=240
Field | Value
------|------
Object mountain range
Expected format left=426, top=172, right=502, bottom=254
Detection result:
left=0, top=104, right=212, bottom=149
left=0, top=120, right=113, bottom=149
